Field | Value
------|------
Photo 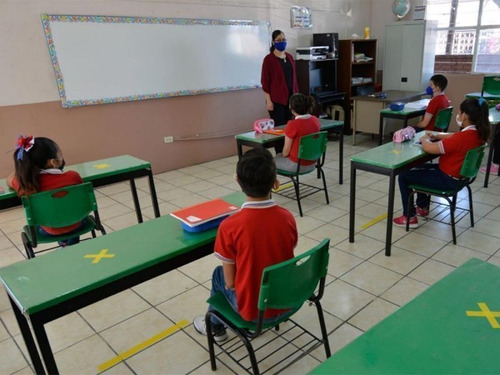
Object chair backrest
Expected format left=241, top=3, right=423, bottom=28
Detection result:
left=297, top=131, right=328, bottom=162
left=22, top=182, right=98, bottom=228
left=482, top=76, right=500, bottom=96
left=257, top=239, right=330, bottom=312
left=434, top=106, right=453, bottom=132
left=460, top=145, right=486, bottom=180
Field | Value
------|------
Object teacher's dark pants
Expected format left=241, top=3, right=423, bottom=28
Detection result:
left=269, top=102, right=292, bottom=154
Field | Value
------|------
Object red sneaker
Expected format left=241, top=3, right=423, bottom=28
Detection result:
left=415, top=206, right=429, bottom=217
left=393, top=215, right=419, bottom=229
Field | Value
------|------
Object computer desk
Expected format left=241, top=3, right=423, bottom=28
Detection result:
left=0, top=155, right=160, bottom=223
left=235, top=119, right=345, bottom=184
left=310, top=258, right=500, bottom=374
left=349, top=141, right=436, bottom=256
left=0, top=192, right=245, bottom=375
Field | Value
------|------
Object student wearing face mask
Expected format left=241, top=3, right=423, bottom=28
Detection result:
left=393, top=98, right=490, bottom=228
left=6, top=135, right=85, bottom=246
left=414, top=74, right=450, bottom=131
left=261, top=30, right=299, bottom=126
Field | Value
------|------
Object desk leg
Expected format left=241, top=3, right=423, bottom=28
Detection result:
left=129, top=179, right=143, bottom=223
left=385, top=172, right=396, bottom=256
left=379, top=115, right=384, bottom=145
left=147, top=169, right=161, bottom=218
left=339, top=129, right=344, bottom=185
left=349, top=164, right=356, bottom=243
left=9, top=296, right=46, bottom=375
left=484, top=140, right=494, bottom=188
left=237, top=140, right=243, bottom=160
left=31, top=318, right=59, bottom=374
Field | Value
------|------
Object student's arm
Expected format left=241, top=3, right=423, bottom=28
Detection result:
left=222, top=262, right=236, bottom=290
left=281, top=136, right=293, bottom=157
left=419, top=131, right=453, bottom=154
left=415, top=113, right=432, bottom=129
left=6, top=172, right=15, bottom=188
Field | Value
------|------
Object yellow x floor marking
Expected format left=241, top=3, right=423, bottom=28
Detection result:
left=361, top=213, right=388, bottom=229
left=93, top=163, right=111, bottom=169
left=272, top=182, right=293, bottom=192
left=98, top=320, right=189, bottom=372
left=466, top=302, right=500, bottom=328
left=84, top=249, right=115, bottom=264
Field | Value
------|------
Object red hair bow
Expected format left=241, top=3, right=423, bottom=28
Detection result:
left=16, top=135, right=35, bottom=160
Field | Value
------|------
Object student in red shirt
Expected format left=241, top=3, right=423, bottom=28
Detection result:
left=261, top=29, right=299, bottom=126
left=414, top=74, right=450, bottom=131
left=394, top=98, right=491, bottom=228
left=194, top=148, right=297, bottom=342
left=274, top=93, right=321, bottom=172
left=7, top=136, right=84, bottom=246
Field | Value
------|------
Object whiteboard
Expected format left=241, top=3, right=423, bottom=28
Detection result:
left=41, top=14, right=270, bottom=108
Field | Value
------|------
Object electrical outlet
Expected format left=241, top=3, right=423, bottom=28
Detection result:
left=164, top=136, right=174, bottom=143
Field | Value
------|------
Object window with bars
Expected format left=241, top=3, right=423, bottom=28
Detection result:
left=426, top=0, right=500, bottom=73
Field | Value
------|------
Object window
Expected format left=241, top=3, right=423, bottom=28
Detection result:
left=426, top=0, right=500, bottom=73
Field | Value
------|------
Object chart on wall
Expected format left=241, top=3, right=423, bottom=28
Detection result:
left=41, top=14, right=269, bottom=108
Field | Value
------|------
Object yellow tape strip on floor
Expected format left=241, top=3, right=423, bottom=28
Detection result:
left=272, top=182, right=293, bottom=192
left=361, top=213, right=388, bottom=229
left=97, top=319, right=189, bottom=372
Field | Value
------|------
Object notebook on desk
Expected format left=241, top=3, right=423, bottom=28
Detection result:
left=405, top=98, right=430, bottom=109
left=263, top=129, right=286, bottom=135
left=170, top=198, right=239, bottom=228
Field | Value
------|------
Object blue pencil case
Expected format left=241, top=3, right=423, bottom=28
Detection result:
left=390, top=102, right=405, bottom=111
left=182, top=215, right=229, bottom=233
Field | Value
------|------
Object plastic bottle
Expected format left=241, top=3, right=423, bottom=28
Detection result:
left=364, top=27, right=370, bottom=39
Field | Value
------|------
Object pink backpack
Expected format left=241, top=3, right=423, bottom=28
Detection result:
left=393, top=126, right=416, bottom=143
left=253, top=118, right=275, bottom=133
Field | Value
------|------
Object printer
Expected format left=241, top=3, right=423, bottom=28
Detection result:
left=296, top=46, right=329, bottom=60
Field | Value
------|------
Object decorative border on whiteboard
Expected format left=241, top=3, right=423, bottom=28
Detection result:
left=41, top=14, right=265, bottom=108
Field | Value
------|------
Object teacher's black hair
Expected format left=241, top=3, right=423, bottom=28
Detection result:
left=459, top=98, right=491, bottom=143
left=269, top=30, right=285, bottom=52
left=236, top=148, right=276, bottom=198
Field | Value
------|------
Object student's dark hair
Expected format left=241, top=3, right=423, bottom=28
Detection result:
left=289, top=93, right=314, bottom=115
left=269, top=30, right=285, bottom=52
left=459, top=98, right=491, bottom=143
left=13, top=137, right=59, bottom=194
left=236, top=148, right=276, bottom=198
left=430, top=74, right=448, bottom=91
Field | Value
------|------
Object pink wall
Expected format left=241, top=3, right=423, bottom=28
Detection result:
left=0, top=89, right=267, bottom=176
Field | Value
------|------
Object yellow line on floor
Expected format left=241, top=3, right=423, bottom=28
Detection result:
left=361, top=213, right=388, bottom=229
left=97, top=319, right=189, bottom=372
left=273, top=182, right=293, bottom=192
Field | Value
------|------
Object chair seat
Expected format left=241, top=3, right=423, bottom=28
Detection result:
left=276, top=165, right=316, bottom=176
left=23, top=215, right=98, bottom=244
left=207, top=292, right=297, bottom=331
left=408, top=184, right=456, bottom=196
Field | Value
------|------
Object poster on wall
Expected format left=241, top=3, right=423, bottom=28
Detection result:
left=290, top=6, right=312, bottom=29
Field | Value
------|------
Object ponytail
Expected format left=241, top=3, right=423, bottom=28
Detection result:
left=459, top=98, right=491, bottom=143
left=289, top=93, right=314, bottom=115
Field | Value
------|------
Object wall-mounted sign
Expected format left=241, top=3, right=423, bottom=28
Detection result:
left=290, top=6, right=312, bottom=29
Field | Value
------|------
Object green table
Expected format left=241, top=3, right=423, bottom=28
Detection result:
left=378, top=106, right=426, bottom=145
left=349, top=141, right=436, bottom=256
left=0, top=154, right=160, bottom=223
left=483, top=107, right=500, bottom=188
left=465, top=91, right=500, bottom=101
left=310, top=258, right=500, bottom=374
left=235, top=119, right=345, bottom=184
left=0, top=192, right=245, bottom=374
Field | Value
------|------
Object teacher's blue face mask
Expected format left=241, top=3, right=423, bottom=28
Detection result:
left=274, top=41, right=287, bottom=52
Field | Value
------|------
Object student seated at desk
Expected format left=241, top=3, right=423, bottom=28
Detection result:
left=274, top=93, right=320, bottom=172
left=394, top=98, right=491, bottom=228
left=7, top=136, right=85, bottom=246
left=194, top=148, right=297, bottom=342
left=480, top=125, right=500, bottom=174
left=414, top=74, right=450, bottom=131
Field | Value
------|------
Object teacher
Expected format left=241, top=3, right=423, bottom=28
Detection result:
left=261, top=30, right=299, bottom=126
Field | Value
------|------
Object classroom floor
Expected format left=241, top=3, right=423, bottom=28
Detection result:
left=1, top=134, right=499, bottom=375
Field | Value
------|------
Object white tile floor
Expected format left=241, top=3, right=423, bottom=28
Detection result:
left=1, top=134, right=499, bottom=374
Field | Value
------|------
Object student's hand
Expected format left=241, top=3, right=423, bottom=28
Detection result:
left=266, top=100, right=274, bottom=111
left=425, top=131, right=439, bottom=142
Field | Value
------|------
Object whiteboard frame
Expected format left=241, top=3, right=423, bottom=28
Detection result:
left=41, top=14, right=270, bottom=108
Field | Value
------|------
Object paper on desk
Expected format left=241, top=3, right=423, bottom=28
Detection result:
left=405, top=99, right=430, bottom=109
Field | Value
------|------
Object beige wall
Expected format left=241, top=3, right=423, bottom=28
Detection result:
left=445, top=73, right=484, bottom=132
left=0, top=0, right=374, bottom=176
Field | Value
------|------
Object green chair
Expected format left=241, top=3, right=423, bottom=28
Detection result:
left=205, top=239, right=331, bottom=375
left=21, top=182, right=106, bottom=259
left=274, top=131, right=329, bottom=217
left=481, top=75, right=500, bottom=96
left=406, top=145, right=486, bottom=244
left=433, top=106, right=453, bottom=132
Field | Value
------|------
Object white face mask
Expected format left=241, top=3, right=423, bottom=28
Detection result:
left=456, top=114, right=463, bottom=128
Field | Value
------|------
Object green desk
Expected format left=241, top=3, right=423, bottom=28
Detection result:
left=378, top=106, right=426, bottom=145
left=0, top=155, right=160, bottom=223
left=349, top=141, right=436, bottom=256
left=465, top=91, right=500, bottom=101
left=235, top=119, right=345, bottom=184
left=310, top=258, right=500, bottom=374
left=0, top=192, right=245, bottom=374
left=484, top=107, right=500, bottom=188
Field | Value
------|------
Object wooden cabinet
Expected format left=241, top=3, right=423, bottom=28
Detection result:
left=338, top=39, right=377, bottom=131
left=383, top=21, right=437, bottom=92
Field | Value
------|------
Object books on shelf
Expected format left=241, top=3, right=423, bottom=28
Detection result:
left=354, top=53, right=373, bottom=62
left=351, top=77, right=372, bottom=84
left=170, top=198, right=239, bottom=228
